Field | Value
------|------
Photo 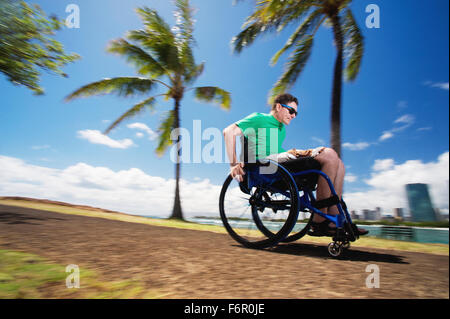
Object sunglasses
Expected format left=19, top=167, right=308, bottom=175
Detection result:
left=280, top=104, right=298, bottom=116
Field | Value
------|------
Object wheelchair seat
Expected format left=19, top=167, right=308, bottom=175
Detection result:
left=238, top=136, right=321, bottom=192
left=239, top=156, right=321, bottom=194
left=279, top=156, right=321, bottom=190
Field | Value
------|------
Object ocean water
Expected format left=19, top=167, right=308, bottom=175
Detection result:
left=186, top=217, right=449, bottom=245
left=359, top=225, right=449, bottom=244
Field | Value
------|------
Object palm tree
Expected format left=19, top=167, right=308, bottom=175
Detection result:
left=66, top=0, right=231, bottom=220
left=232, top=0, right=364, bottom=157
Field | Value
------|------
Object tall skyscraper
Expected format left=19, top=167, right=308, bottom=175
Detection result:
left=405, top=183, right=437, bottom=222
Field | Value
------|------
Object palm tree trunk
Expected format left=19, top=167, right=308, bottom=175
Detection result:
left=170, top=99, right=183, bottom=220
left=330, top=14, right=344, bottom=158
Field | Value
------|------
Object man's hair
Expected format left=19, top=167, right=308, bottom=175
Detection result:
left=272, top=93, right=299, bottom=110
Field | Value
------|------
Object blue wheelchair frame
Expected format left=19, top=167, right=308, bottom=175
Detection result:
left=245, top=160, right=355, bottom=239
left=293, top=169, right=353, bottom=228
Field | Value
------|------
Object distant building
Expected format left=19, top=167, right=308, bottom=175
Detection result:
left=434, top=208, right=441, bottom=221
left=405, top=183, right=437, bottom=222
left=434, top=208, right=448, bottom=222
left=375, top=207, right=382, bottom=220
left=362, top=209, right=369, bottom=220
left=363, top=209, right=377, bottom=221
left=394, top=208, right=404, bottom=220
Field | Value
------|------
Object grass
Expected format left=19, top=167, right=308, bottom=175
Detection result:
left=0, top=198, right=227, bottom=234
left=0, top=249, right=167, bottom=299
left=0, top=197, right=448, bottom=256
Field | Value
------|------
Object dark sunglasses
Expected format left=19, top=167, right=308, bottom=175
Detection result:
left=280, top=104, right=298, bottom=116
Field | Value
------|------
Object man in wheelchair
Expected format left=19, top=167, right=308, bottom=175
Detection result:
left=223, top=93, right=368, bottom=237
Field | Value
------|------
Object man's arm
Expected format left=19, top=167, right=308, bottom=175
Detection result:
left=223, top=123, right=245, bottom=182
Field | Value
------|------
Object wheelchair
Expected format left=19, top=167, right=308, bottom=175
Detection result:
left=219, top=150, right=361, bottom=258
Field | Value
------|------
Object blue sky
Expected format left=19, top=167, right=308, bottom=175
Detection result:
left=0, top=0, right=448, bottom=218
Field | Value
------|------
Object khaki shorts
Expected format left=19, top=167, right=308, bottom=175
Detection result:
left=289, top=146, right=326, bottom=158
left=265, top=147, right=326, bottom=163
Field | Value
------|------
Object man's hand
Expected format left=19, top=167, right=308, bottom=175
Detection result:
left=230, top=163, right=245, bottom=182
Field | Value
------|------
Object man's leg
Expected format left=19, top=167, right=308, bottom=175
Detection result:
left=313, top=148, right=341, bottom=222
left=312, top=148, right=368, bottom=235
left=327, top=159, right=345, bottom=215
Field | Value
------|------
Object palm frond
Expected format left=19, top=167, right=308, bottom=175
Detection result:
left=256, top=0, right=318, bottom=29
left=232, top=0, right=319, bottom=54
left=187, top=61, right=205, bottom=83
left=156, top=110, right=175, bottom=156
left=194, top=86, right=231, bottom=110
left=178, top=44, right=201, bottom=84
left=65, top=77, right=156, bottom=101
left=107, top=38, right=167, bottom=78
left=270, top=8, right=323, bottom=66
left=173, top=0, right=198, bottom=79
left=174, top=0, right=195, bottom=46
left=104, top=96, right=157, bottom=134
left=270, top=35, right=314, bottom=102
left=231, top=20, right=270, bottom=54
left=130, top=7, right=181, bottom=72
left=128, top=29, right=180, bottom=74
left=338, top=0, right=353, bottom=11
left=136, top=7, right=174, bottom=40
left=342, top=9, right=364, bottom=81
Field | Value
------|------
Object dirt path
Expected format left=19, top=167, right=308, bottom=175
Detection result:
left=0, top=204, right=448, bottom=298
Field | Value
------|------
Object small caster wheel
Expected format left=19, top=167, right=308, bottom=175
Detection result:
left=342, top=242, right=351, bottom=250
left=328, top=242, right=343, bottom=257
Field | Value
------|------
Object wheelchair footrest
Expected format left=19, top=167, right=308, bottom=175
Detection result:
left=313, top=195, right=340, bottom=209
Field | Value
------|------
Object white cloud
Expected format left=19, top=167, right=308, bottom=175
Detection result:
left=345, top=151, right=449, bottom=216
left=0, top=155, right=221, bottom=218
left=424, top=81, right=449, bottom=91
left=372, top=159, right=395, bottom=171
left=342, top=142, right=371, bottom=151
left=417, top=127, right=432, bottom=131
left=394, top=114, right=415, bottom=127
left=127, top=122, right=158, bottom=141
left=77, top=130, right=135, bottom=149
left=379, top=131, right=394, bottom=141
left=1, top=152, right=448, bottom=220
left=342, top=113, right=416, bottom=149
left=344, top=174, right=357, bottom=183
left=435, top=82, right=449, bottom=90
left=378, top=114, right=415, bottom=142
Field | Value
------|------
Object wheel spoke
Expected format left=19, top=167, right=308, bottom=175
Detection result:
left=219, top=165, right=300, bottom=248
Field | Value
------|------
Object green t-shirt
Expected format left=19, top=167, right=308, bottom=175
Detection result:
left=235, top=112, right=286, bottom=160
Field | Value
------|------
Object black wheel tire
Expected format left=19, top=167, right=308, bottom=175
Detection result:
left=219, top=164, right=300, bottom=249
left=281, top=212, right=314, bottom=243
left=328, top=242, right=343, bottom=257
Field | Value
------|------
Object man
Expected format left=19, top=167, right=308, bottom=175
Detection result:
left=223, top=93, right=368, bottom=236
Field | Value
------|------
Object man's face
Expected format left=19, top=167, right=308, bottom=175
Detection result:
left=278, top=102, right=298, bottom=125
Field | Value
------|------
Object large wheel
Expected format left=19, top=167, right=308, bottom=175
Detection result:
left=281, top=209, right=314, bottom=243
left=219, top=163, right=300, bottom=249
left=252, top=191, right=315, bottom=244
